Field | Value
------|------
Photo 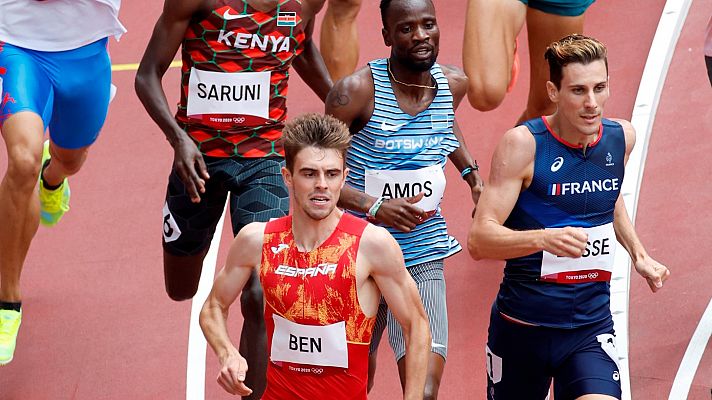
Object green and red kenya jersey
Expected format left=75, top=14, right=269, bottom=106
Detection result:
left=176, top=0, right=305, bottom=158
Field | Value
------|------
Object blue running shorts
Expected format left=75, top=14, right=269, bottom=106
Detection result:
left=0, top=38, right=112, bottom=149
left=519, top=0, right=595, bottom=17
left=486, top=304, right=622, bottom=400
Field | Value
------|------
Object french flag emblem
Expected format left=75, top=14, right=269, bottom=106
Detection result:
left=550, top=183, right=562, bottom=196
left=277, top=12, right=297, bottom=27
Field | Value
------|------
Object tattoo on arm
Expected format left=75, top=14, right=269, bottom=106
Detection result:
left=330, top=90, right=351, bottom=108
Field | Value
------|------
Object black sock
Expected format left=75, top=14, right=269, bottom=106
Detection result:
left=41, top=159, right=62, bottom=191
left=0, top=302, right=21, bottom=312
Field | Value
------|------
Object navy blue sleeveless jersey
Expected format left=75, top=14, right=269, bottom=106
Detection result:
left=497, top=117, right=626, bottom=328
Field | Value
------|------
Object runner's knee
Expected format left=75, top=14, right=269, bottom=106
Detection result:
left=48, top=148, right=88, bottom=177
left=5, top=146, right=42, bottom=191
left=423, top=375, right=442, bottom=400
left=163, top=252, right=203, bottom=301
left=165, top=282, right=198, bottom=302
left=467, top=79, right=507, bottom=111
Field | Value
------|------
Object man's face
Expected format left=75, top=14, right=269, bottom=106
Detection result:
left=382, top=0, right=439, bottom=72
left=283, top=146, right=347, bottom=221
left=548, top=60, right=610, bottom=137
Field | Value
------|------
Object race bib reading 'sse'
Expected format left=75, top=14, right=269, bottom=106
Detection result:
left=541, top=222, right=617, bottom=283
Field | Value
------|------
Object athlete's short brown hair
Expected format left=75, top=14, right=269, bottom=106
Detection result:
left=283, top=113, right=351, bottom=172
left=545, top=34, right=608, bottom=89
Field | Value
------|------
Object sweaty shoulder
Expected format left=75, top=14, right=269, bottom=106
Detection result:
left=326, top=66, right=375, bottom=128
left=491, top=125, right=537, bottom=182
left=357, top=223, right=404, bottom=273
left=440, top=64, right=467, bottom=106
left=503, top=125, right=536, bottom=153
left=234, top=222, right=267, bottom=254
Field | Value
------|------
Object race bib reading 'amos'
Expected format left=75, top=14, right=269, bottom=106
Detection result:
left=364, top=165, right=446, bottom=212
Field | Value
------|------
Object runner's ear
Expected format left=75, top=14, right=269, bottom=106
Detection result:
left=382, top=28, right=392, bottom=47
left=281, top=166, right=292, bottom=188
left=546, top=81, right=559, bottom=103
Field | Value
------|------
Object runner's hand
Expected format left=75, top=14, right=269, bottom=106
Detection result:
left=634, top=256, right=670, bottom=293
left=542, top=227, right=588, bottom=257
left=217, top=352, right=252, bottom=396
left=173, top=139, right=209, bottom=203
left=375, top=192, right=426, bottom=233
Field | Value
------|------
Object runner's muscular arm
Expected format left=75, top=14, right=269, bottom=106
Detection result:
left=609, top=119, right=670, bottom=292
left=359, top=225, right=430, bottom=400
left=292, top=0, right=332, bottom=101
left=442, top=65, right=484, bottom=212
left=468, top=126, right=588, bottom=260
left=135, top=0, right=210, bottom=203
left=200, top=222, right=265, bottom=396
left=328, top=70, right=426, bottom=232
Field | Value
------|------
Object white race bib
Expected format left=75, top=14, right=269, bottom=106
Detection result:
left=364, top=165, right=446, bottom=212
left=541, top=222, right=616, bottom=283
left=187, top=68, right=270, bottom=118
left=270, top=315, right=348, bottom=368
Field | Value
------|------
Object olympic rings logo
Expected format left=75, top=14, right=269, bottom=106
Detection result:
left=311, top=368, right=324, bottom=375
left=588, top=272, right=599, bottom=279
left=233, top=117, right=246, bottom=123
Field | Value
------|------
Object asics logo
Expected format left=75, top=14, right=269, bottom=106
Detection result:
left=223, top=10, right=252, bottom=20
left=380, top=120, right=407, bottom=132
left=550, top=157, right=564, bottom=172
left=271, top=244, right=289, bottom=254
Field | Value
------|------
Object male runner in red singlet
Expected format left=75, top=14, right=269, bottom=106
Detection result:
left=200, top=113, right=431, bottom=399
left=135, top=1, right=332, bottom=398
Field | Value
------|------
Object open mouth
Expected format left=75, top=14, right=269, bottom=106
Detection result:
left=411, top=45, right=433, bottom=59
left=309, top=195, right=330, bottom=205
left=581, top=114, right=599, bottom=123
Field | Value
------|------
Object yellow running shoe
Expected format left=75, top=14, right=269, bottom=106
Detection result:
left=39, top=140, right=70, bottom=227
left=0, top=309, right=22, bottom=365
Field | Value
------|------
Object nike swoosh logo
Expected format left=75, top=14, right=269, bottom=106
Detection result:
left=380, top=120, right=407, bottom=132
left=223, top=10, right=252, bottom=20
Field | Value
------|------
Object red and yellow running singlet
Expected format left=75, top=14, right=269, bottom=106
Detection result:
left=260, top=214, right=375, bottom=400
left=176, top=0, right=305, bottom=158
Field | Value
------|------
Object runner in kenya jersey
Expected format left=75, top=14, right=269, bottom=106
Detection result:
left=175, top=0, right=308, bottom=158
left=135, top=1, right=332, bottom=398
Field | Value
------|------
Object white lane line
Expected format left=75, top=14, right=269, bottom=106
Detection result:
left=186, top=201, right=228, bottom=400
left=609, top=0, right=692, bottom=399
left=668, top=299, right=712, bottom=400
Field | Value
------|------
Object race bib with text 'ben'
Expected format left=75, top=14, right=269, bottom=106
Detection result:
left=270, top=314, right=349, bottom=368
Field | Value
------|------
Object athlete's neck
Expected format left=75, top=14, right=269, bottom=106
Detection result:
left=545, top=114, right=600, bottom=148
left=291, top=209, right=343, bottom=252
left=387, top=58, right=436, bottom=94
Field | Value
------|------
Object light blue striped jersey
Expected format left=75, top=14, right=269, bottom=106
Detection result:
left=345, top=58, right=461, bottom=267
